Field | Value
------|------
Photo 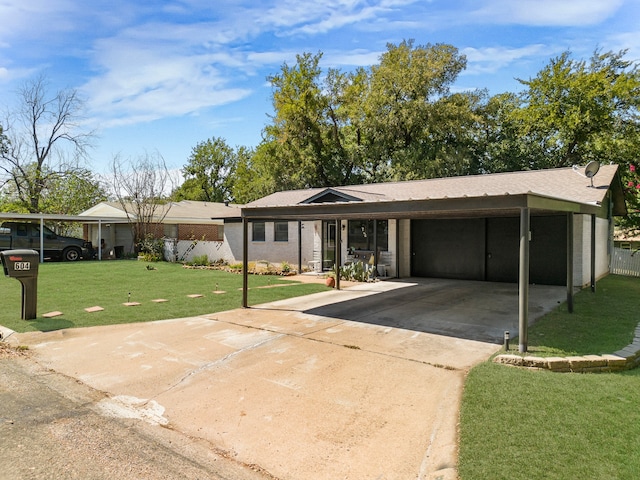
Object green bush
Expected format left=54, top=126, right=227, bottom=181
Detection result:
left=339, top=261, right=373, bottom=282
left=188, top=254, right=210, bottom=266
left=137, top=234, right=164, bottom=262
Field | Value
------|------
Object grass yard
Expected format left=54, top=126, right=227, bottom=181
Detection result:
left=459, top=275, right=640, bottom=480
left=0, top=260, right=329, bottom=333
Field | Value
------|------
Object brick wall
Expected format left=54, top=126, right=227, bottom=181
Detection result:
left=177, top=224, right=223, bottom=242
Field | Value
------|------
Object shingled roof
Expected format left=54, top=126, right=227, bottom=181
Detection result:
left=244, top=164, right=627, bottom=220
left=80, top=200, right=242, bottom=223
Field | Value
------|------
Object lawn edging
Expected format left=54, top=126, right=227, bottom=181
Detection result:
left=493, top=323, right=640, bottom=373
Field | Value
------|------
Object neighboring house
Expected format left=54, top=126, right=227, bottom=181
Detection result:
left=614, top=229, right=640, bottom=251
left=80, top=201, right=234, bottom=261
left=242, top=164, right=628, bottom=288
left=79, top=200, right=314, bottom=265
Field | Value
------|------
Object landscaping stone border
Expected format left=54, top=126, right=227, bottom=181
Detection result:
left=493, top=324, right=640, bottom=373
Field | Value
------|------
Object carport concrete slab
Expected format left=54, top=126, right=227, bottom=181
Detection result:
left=296, top=278, right=568, bottom=343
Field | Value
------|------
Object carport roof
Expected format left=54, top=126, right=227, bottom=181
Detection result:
left=243, top=164, right=626, bottom=220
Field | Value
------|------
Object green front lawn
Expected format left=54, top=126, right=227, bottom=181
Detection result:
left=459, top=275, right=640, bottom=480
left=0, top=260, right=329, bottom=333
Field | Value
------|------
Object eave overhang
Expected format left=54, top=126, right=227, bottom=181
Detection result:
left=241, top=193, right=602, bottom=221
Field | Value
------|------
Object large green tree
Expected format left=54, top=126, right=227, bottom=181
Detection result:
left=480, top=49, right=640, bottom=230
left=42, top=168, right=108, bottom=215
left=257, top=41, right=476, bottom=190
left=230, top=142, right=278, bottom=204
left=173, top=137, right=244, bottom=203
left=261, top=52, right=367, bottom=190
left=510, top=49, right=640, bottom=170
left=187, top=44, right=640, bottom=231
left=363, top=40, right=471, bottom=180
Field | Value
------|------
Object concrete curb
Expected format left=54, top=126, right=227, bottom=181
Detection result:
left=0, top=325, right=18, bottom=344
left=494, top=323, right=640, bottom=373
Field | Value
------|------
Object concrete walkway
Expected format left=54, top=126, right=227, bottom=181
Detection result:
left=10, top=279, right=563, bottom=479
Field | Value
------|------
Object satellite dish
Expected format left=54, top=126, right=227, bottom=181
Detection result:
left=584, top=161, right=600, bottom=187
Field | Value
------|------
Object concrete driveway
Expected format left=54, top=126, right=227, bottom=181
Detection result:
left=12, top=278, right=565, bottom=480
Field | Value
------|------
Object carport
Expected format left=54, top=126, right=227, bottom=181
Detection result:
left=0, top=212, right=129, bottom=261
left=240, top=165, right=627, bottom=352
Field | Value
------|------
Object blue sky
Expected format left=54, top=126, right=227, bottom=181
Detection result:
left=1, top=0, right=639, bottom=174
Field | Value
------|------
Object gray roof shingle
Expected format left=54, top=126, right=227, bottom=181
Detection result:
left=247, top=164, right=621, bottom=209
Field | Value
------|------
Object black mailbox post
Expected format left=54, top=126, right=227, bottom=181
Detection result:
left=1, top=249, right=39, bottom=320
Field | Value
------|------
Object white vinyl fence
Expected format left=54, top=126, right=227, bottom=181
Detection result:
left=611, top=247, right=640, bottom=277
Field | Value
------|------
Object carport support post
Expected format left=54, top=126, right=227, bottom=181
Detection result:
left=298, top=221, right=302, bottom=275
left=590, top=214, right=596, bottom=293
left=98, top=220, right=103, bottom=261
left=242, top=217, right=249, bottom=308
left=518, top=207, right=530, bottom=353
left=335, top=219, right=341, bottom=290
left=39, top=217, right=44, bottom=263
left=566, top=212, right=574, bottom=313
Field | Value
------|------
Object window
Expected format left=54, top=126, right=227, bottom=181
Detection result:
left=347, top=219, right=388, bottom=251
left=252, top=221, right=265, bottom=242
left=164, top=224, right=178, bottom=238
left=274, top=221, right=288, bottom=242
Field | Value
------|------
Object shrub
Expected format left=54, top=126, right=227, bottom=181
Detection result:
left=339, top=261, right=374, bottom=282
left=189, top=254, right=210, bottom=266
left=138, top=234, right=164, bottom=262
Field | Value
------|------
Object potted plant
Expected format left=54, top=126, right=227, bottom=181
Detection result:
left=325, top=264, right=339, bottom=287
left=325, top=271, right=336, bottom=288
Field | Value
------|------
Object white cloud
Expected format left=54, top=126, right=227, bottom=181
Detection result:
left=326, top=49, right=384, bottom=68
left=6, top=0, right=633, bottom=143
left=472, top=0, right=625, bottom=26
left=79, top=1, right=408, bottom=128
left=461, top=44, right=550, bottom=75
left=607, top=31, right=640, bottom=58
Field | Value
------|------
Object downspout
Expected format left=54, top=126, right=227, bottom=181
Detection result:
left=608, top=197, right=614, bottom=270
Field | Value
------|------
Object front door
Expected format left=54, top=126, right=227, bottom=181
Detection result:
left=322, top=220, right=336, bottom=270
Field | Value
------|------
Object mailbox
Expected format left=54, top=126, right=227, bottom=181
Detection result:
left=1, top=249, right=39, bottom=320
